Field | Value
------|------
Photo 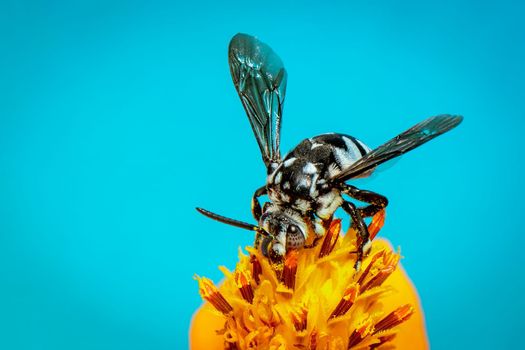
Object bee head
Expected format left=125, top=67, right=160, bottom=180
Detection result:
left=259, top=205, right=307, bottom=262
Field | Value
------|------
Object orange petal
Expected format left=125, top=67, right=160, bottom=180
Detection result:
left=189, top=303, right=224, bottom=350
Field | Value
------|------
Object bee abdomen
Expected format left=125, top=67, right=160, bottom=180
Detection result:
left=310, top=133, right=371, bottom=174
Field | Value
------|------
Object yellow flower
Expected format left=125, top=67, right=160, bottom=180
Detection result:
left=190, top=211, right=429, bottom=349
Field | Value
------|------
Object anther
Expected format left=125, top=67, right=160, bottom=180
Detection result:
left=234, top=270, right=254, bottom=303
left=319, top=219, right=341, bottom=258
left=195, top=276, right=234, bottom=315
left=328, top=284, right=359, bottom=320
left=347, top=320, right=373, bottom=348
left=281, top=250, right=298, bottom=290
left=250, top=254, right=262, bottom=284
left=290, top=305, right=308, bottom=332
left=373, top=304, right=414, bottom=333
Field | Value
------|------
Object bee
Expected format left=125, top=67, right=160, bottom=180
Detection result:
left=197, top=33, right=462, bottom=269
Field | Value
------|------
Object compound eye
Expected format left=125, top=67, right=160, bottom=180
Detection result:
left=286, top=224, right=305, bottom=250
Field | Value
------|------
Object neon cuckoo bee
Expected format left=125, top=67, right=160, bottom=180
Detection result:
left=196, top=33, right=462, bottom=269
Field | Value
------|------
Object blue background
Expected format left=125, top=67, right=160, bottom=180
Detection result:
left=1, top=0, right=524, bottom=349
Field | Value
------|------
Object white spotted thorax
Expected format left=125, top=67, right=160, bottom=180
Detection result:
left=263, top=133, right=372, bottom=252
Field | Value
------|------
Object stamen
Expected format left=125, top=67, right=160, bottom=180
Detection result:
left=319, top=219, right=341, bottom=258
left=195, top=276, right=233, bottom=315
left=310, top=329, right=318, bottom=350
left=281, top=250, right=298, bottom=290
left=373, top=304, right=414, bottom=333
left=290, top=305, right=308, bottom=332
left=357, top=250, right=385, bottom=285
left=328, top=285, right=359, bottom=319
left=234, top=269, right=254, bottom=303
left=347, top=320, right=372, bottom=349
left=368, top=210, right=386, bottom=240
left=361, top=265, right=395, bottom=292
left=225, top=342, right=239, bottom=350
left=250, top=254, right=262, bottom=284
left=382, top=250, right=400, bottom=267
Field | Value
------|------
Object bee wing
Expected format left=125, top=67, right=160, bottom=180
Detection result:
left=229, top=33, right=287, bottom=167
left=329, top=115, right=463, bottom=183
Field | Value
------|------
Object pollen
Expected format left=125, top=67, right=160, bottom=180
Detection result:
left=193, top=210, right=421, bottom=349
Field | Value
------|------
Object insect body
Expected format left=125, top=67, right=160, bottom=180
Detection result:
left=197, top=33, right=462, bottom=269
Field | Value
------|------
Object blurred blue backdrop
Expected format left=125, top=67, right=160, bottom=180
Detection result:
left=1, top=0, right=524, bottom=349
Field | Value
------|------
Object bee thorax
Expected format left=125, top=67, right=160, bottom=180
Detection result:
left=266, top=133, right=367, bottom=218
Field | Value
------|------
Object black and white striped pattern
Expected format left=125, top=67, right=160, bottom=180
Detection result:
left=266, top=133, right=372, bottom=221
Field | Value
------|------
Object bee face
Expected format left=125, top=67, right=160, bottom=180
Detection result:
left=259, top=205, right=307, bottom=259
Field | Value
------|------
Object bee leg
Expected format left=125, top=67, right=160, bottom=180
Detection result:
left=340, top=184, right=388, bottom=220
left=254, top=229, right=265, bottom=251
left=304, top=212, right=328, bottom=248
left=251, top=186, right=267, bottom=221
left=251, top=186, right=267, bottom=249
left=342, top=201, right=369, bottom=271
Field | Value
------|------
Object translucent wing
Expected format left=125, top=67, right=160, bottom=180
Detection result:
left=329, top=115, right=463, bottom=182
left=229, top=33, right=287, bottom=167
